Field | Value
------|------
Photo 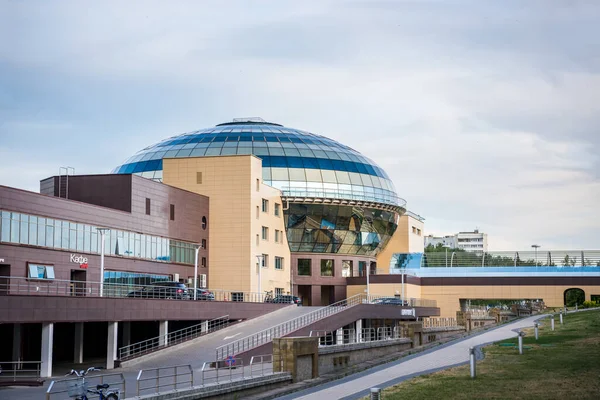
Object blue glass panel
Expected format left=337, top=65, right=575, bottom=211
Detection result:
left=331, top=160, right=346, bottom=171
left=226, top=135, right=239, bottom=142
left=343, top=161, right=359, bottom=173
left=289, top=137, right=304, bottom=143
left=212, top=136, right=227, bottom=142
left=356, top=163, right=368, bottom=174
left=132, top=162, right=148, bottom=173
left=123, top=163, right=136, bottom=173
left=265, top=137, right=279, bottom=142
left=317, top=158, right=333, bottom=169
left=287, top=157, right=304, bottom=168
left=268, top=156, right=288, bottom=168
left=302, top=157, right=319, bottom=169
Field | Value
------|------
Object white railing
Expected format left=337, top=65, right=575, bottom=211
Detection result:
left=136, top=365, right=193, bottom=396
left=46, top=372, right=125, bottom=400
left=119, top=315, right=230, bottom=361
left=0, top=276, right=270, bottom=303
left=0, top=361, right=41, bottom=383
left=310, top=327, right=405, bottom=347
left=422, top=317, right=459, bottom=329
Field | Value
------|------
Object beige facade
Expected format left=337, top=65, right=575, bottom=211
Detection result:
left=162, top=155, right=290, bottom=294
left=348, top=281, right=600, bottom=317
left=376, top=213, right=424, bottom=273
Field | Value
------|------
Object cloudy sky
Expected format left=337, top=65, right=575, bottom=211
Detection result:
left=1, top=0, right=599, bottom=250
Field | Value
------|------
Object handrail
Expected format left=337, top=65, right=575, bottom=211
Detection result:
left=216, top=293, right=378, bottom=360
left=46, top=372, right=125, bottom=400
left=0, top=361, right=41, bottom=382
left=249, top=354, right=273, bottom=378
left=136, top=364, right=193, bottom=396
left=201, top=358, right=244, bottom=385
left=119, top=315, right=230, bottom=361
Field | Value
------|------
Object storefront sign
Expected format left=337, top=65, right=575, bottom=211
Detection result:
left=0, top=258, right=5, bottom=263
left=401, top=308, right=416, bottom=317
left=70, top=254, right=88, bottom=269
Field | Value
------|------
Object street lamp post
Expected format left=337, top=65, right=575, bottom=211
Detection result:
left=96, top=228, right=110, bottom=297
left=532, top=244, right=541, bottom=266
left=193, top=245, right=201, bottom=301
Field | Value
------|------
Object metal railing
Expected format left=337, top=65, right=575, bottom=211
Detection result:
left=201, top=358, right=244, bottom=385
left=420, top=250, right=600, bottom=268
left=422, top=317, right=459, bottom=329
left=136, top=365, right=193, bottom=396
left=0, top=276, right=271, bottom=303
left=249, top=354, right=274, bottom=378
left=281, top=187, right=407, bottom=208
left=0, top=361, right=41, bottom=382
left=310, top=327, right=406, bottom=347
left=119, top=315, right=230, bottom=361
left=216, top=294, right=367, bottom=360
left=46, top=372, right=125, bottom=400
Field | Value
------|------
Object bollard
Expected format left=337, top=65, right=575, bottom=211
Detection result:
left=551, top=317, right=555, bottom=331
left=370, top=387, right=382, bottom=400
left=576, top=303, right=578, bottom=311
left=560, top=312, right=563, bottom=324
left=470, top=347, right=476, bottom=378
left=564, top=306, right=567, bottom=314
left=518, top=331, right=525, bottom=354
left=534, top=323, right=539, bottom=340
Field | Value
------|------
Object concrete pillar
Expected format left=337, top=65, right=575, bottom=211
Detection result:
left=41, top=322, right=54, bottom=378
left=310, top=285, right=322, bottom=307
left=120, top=322, right=131, bottom=358
left=13, top=324, right=22, bottom=369
left=201, top=320, right=209, bottom=334
left=356, top=319, right=363, bottom=343
left=159, top=320, right=169, bottom=347
left=74, top=323, right=84, bottom=364
left=106, top=322, right=118, bottom=370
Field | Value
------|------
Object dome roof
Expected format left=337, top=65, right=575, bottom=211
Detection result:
left=112, top=119, right=404, bottom=207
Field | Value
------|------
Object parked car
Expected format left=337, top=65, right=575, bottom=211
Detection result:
left=192, top=288, right=215, bottom=301
left=267, top=295, right=302, bottom=306
left=372, top=297, right=409, bottom=306
left=127, top=281, right=190, bottom=300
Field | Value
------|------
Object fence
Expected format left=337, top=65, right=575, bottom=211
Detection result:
left=135, top=357, right=274, bottom=397
left=0, top=275, right=269, bottom=303
left=119, top=315, right=230, bottom=361
left=309, top=327, right=402, bottom=347
left=0, top=361, right=41, bottom=383
left=46, top=372, right=126, bottom=400
left=420, top=250, right=600, bottom=268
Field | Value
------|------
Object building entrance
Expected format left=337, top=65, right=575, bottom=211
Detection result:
left=70, top=270, right=87, bottom=296
left=0, top=264, right=10, bottom=295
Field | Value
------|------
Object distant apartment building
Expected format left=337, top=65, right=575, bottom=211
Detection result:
left=425, top=229, right=488, bottom=253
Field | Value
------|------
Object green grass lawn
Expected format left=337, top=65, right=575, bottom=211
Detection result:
left=377, top=310, right=600, bottom=400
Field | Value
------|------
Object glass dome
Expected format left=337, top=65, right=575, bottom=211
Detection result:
left=112, top=120, right=404, bottom=207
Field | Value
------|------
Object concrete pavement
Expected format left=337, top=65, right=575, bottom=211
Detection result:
left=275, top=315, right=548, bottom=400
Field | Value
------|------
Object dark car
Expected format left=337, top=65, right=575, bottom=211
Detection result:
left=267, top=295, right=302, bottom=306
left=372, top=297, right=409, bottom=306
left=127, top=281, right=190, bottom=300
left=192, top=288, right=215, bottom=301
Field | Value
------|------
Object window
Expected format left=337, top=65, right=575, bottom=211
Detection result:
left=170, top=204, right=175, bottom=221
left=256, top=234, right=259, bottom=246
left=261, top=254, right=268, bottom=268
left=262, top=199, right=269, bottom=213
left=202, top=216, right=207, bottom=230
left=298, top=259, right=311, bottom=276
left=201, top=239, right=207, bottom=249
left=416, top=228, right=421, bottom=236
left=262, top=226, right=269, bottom=240
left=146, top=198, right=151, bottom=215
left=342, top=260, right=353, bottom=277
left=412, top=226, right=417, bottom=234
left=275, top=230, right=282, bottom=243
left=321, top=259, right=334, bottom=276
left=256, top=178, right=260, bottom=191
left=196, top=172, right=203, bottom=184
left=358, top=261, right=366, bottom=277
left=275, top=287, right=284, bottom=296
left=27, top=263, right=55, bottom=280
left=256, top=206, right=259, bottom=219
left=275, top=256, right=283, bottom=270
left=201, top=257, right=207, bottom=267
left=274, top=203, right=281, bottom=217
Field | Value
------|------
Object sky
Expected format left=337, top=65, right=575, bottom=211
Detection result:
left=1, top=0, right=599, bottom=250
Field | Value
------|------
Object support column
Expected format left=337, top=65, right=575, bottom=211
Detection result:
left=106, top=322, right=118, bottom=370
left=41, top=323, right=54, bottom=378
left=355, top=319, right=363, bottom=343
left=201, top=320, right=209, bottom=334
left=121, top=322, right=131, bottom=359
left=13, top=324, right=22, bottom=369
left=336, top=328, right=344, bottom=345
left=74, top=323, right=84, bottom=364
left=159, top=321, right=169, bottom=347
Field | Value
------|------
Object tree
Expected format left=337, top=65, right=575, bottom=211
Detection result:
left=563, top=255, right=571, bottom=267
left=565, top=288, right=585, bottom=307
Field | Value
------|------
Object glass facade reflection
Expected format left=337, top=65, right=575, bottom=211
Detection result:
left=285, top=204, right=398, bottom=256
left=112, top=121, right=404, bottom=207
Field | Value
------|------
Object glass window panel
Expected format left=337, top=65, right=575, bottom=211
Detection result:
left=305, top=169, right=322, bottom=182
left=237, top=147, right=253, bottom=155
left=320, top=259, right=334, bottom=276
left=29, top=217, right=37, bottom=245
left=46, top=266, right=55, bottom=279
left=349, top=172, right=363, bottom=185
left=220, top=147, right=237, bottom=155
left=19, top=215, right=28, bottom=244
left=37, top=219, right=46, bottom=247
left=335, top=171, right=351, bottom=184
left=271, top=167, right=289, bottom=181
left=297, top=259, right=312, bottom=276
left=288, top=168, right=306, bottom=181
left=320, top=170, right=337, bottom=183
left=1, top=214, right=9, bottom=242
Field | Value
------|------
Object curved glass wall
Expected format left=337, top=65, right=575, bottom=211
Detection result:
left=112, top=122, right=403, bottom=207
left=284, top=204, right=398, bottom=256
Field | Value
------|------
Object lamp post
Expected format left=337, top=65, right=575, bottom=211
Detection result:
left=443, top=244, right=452, bottom=268
left=96, top=228, right=110, bottom=297
left=532, top=244, right=541, bottom=266
left=366, top=262, right=370, bottom=298
left=193, top=245, right=201, bottom=301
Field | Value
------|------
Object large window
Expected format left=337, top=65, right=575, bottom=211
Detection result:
left=298, top=259, right=311, bottom=276
left=321, top=259, right=334, bottom=276
left=27, top=263, right=55, bottom=280
left=274, top=203, right=281, bottom=217
left=262, top=226, right=269, bottom=240
left=358, top=261, right=366, bottom=277
left=262, top=199, right=269, bottom=213
left=0, top=210, right=198, bottom=265
left=275, top=229, right=282, bottom=243
left=261, top=254, right=269, bottom=268
left=103, top=271, right=170, bottom=286
left=275, top=256, right=283, bottom=270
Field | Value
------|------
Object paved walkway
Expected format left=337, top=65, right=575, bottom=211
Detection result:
left=276, top=314, right=547, bottom=400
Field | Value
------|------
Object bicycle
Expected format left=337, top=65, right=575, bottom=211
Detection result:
left=66, top=367, right=120, bottom=400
